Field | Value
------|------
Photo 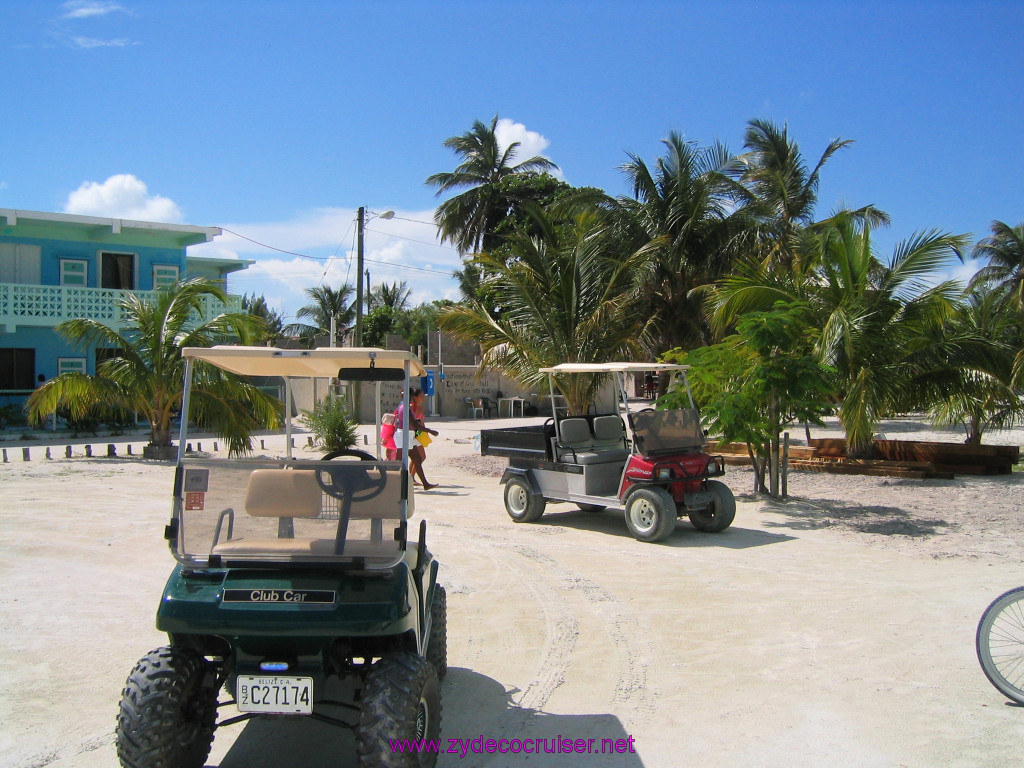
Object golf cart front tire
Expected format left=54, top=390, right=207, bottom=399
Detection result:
left=624, top=486, right=677, bottom=542
left=116, top=646, right=218, bottom=768
left=427, top=584, right=447, bottom=680
left=687, top=479, right=736, bottom=532
left=357, top=653, right=441, bottom=768
left=504, top=475, right=546, bottom=523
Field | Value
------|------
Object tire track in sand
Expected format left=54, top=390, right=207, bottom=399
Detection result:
left=452, top=525, right=657, bottom=723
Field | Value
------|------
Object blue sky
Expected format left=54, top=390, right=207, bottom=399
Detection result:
left=2, top=0, right=1021, bottom=324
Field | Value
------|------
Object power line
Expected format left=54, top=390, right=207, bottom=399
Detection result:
left=364, top=226, right=459, bottom=252
left=220, top=227, right=322, bottom=260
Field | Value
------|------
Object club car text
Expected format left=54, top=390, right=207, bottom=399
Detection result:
left=222, top=589, right=336, bottom=604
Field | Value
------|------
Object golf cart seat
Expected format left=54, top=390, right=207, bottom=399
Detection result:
left=210, top=466, right=410, bottom=562
left=555, top=417, right=631, bottom=465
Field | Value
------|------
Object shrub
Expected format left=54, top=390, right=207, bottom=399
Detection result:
left=301, top=395, right=358, bottom=454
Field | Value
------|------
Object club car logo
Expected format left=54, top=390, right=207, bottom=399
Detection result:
left=222, top=589, right=336, bottom=604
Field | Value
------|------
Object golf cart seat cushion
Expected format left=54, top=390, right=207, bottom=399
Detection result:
left=244, top=466, right=409, bottom=520
left=572, top=448, right=632, bottom=465
left=591, top=415, right=626, bottom=446
left=555, top=418, right=593, bottom=461
left=211, top=537, right=401, bottom=561
left=245, top=469, right=321, bottom=518
left=559, top=418, right=592, bottom=444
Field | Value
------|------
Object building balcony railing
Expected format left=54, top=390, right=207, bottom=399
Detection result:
left=0, top=283, right=243, bottom=332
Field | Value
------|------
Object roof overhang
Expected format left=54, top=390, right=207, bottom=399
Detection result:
left=538, top=362, right=689, bottom=374
left=186, top=255, right=255, bottom=274
left=0, top=208, right=221, bottom=248
left=183, top=346, right=426, bottom=379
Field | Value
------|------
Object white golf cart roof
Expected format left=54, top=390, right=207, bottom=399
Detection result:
left=538, top=362, right=689, bottom=374
left=182, top=346, right=427, bottom=379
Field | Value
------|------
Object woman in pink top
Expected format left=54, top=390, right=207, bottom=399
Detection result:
left=390, top=387, right=438, bottom=490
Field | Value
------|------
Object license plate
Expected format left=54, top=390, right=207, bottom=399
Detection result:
left=237, top=675, right=313, bottom=714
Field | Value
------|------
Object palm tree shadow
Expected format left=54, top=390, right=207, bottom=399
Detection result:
left=212, top=668, right=645, bottom=767
left=762, top=497, right=951, bottom=537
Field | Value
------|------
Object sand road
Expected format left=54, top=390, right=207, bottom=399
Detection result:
left=1, top=417, right=1022, bottom=767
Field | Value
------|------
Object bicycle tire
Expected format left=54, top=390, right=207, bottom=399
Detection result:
left=976, top=585, right=1024, bottom=705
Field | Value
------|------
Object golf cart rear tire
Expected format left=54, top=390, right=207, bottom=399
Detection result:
left=504, top=476, right=546, bottom=523
left=357, top=653, right=441, bottom=768
left=688, top=480, right=736, bottom=532
left=427, top=584, right=447, bottom=680
left=115, top=646, right=218, bottom=768
left=624, top=486, right=677, bottom=542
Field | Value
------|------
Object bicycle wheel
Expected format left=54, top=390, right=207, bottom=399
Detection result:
left=976, top=585, right=1024, bottom=705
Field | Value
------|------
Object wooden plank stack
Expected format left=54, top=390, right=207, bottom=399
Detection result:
left=706, top=438, right=1020, bottom=479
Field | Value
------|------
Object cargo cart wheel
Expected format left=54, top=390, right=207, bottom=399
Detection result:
left=624, top=486, right=676, bottom=542
left=504, top=476, right=546, bottom=523
left=688, top=480, right=736, bottom=532
left=115, top=646, right=219, bottom=768
left=357, top=653, right=441, bottom=768
left=427, top=585, right=447, bottom=680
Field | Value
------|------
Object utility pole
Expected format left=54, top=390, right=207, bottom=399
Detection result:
left=355, top=206, right=365, bottom=348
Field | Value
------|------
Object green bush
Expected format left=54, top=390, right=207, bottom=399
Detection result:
left=301, top=395, right=358, bottom=454
left=0, top=404, right=26, bottom=429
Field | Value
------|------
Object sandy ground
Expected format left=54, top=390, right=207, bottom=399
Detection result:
left=1, top=415, right=1023, bottom=768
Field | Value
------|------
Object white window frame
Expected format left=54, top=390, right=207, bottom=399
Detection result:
left=57, top=357, right=87, bottom=376
left=60, top=259, right=89, bottom=287
left=152, top=264, right=180, bottom=290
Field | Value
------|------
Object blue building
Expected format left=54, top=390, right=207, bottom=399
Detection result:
left=0, top=208, right=252, bottom=409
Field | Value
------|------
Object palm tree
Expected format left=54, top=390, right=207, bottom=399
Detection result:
left=439, top=205, right=654, bottom=414
left=367, top=281, right=412, bottom=312
left=427, top=115, right=559, bottom=254
left=709, top=213, right=968, bottom=457
left=920, top=287, right=1024, bottom=443
left=969, top=220, right=1024, bottom=312
left=285, top=283, right=355, bottom=346
left=615, top=131, right=742, bottom=353
left=243, top=293, right=285, bottom=341
left=26, top=279, right=281, bottom=455
left=735, top=119, right=889, bottom=272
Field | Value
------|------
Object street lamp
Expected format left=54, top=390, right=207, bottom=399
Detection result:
left=353, top=207, right=394, bottom=423
left=354, top=207, right=394, bottom=348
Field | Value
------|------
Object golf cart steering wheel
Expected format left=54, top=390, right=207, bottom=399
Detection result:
left=316, top=449, right=388, bottom=502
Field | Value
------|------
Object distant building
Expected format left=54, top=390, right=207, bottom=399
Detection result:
left=0, top=208, right=251, bottom=407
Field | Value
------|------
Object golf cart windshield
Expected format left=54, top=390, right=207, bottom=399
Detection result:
left=173, top=457, right=407, bottom=568
left=170, top=346, right=425, bottom=569
left=630, top=408, right=705, bottom=457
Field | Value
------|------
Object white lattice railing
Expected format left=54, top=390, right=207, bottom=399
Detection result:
left=0, top=283, right=243, bottom=330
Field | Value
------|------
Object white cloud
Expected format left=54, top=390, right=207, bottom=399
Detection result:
left=70, top=35, right=133, bottom=48
left=494, top=118, right=562, bottom=178
left=51, top=1, right=136, bottom=49
left=59, top=1, right=127, bottom=20
left=190, top=207, right=462, bottom=323
left=63, top=174, right=183, bottom=222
